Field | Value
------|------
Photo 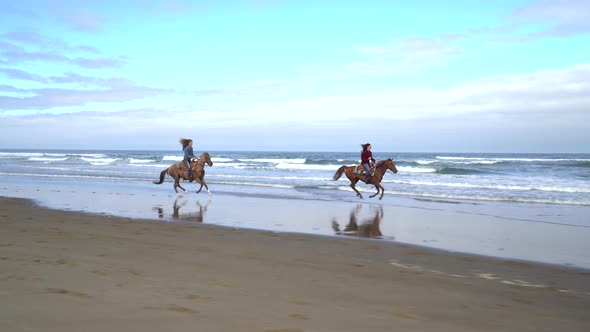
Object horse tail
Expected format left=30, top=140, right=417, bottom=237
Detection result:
left=153, top=169, right=168, bottom=184
left=333, top=166, right=346, bottom=181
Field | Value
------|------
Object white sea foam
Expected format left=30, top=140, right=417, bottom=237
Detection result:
left=129, top=158, right=157, bottom=163
left=129, top=163, right=171, bottom=168
left=382, top=179, right=590, bottom=193
left=397, top=166, right=436, bottom=173
left=384, top=190, right=590, bottom=207
left=0, top=152, right=43, bottom=158
left=239, top=158, right=306, bottom=164
left=75, top=153, right=106, bottom=158
left=163, top=155, right=183, bottom=161
left=81, top=157, right=119, bottom=165
left=28, top=157, right=69, bottom=162
left=212, top=157, right=234, bottom=162
left=417, top=159, right=499, bottom=165
left=212, top=174, right=330, bottom=181
left=275, top=163, right=339, bottom=171
left=212, top=162, right=249, bottom=168
left=333, top=186, right=590, bottom=206
left=214, top=180, right=295, bottom=189
left=0, top=172, right=140, bottom=181
left=436, top=156, right=590, bottom=162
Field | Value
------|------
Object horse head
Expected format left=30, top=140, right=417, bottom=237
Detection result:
left=202, top=152, right=213, bottom=167
left=386, top=158, right=398, bottom=174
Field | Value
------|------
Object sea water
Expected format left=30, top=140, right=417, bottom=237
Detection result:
left=1, top=149, right=589, bottom=268
left=1, top=150, right=588, bottom=206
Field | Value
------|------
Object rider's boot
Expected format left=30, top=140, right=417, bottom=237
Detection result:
left=188, top=171, right=193, bottom=182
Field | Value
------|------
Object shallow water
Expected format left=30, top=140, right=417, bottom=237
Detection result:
left=1, top=170, right=589, bottom=269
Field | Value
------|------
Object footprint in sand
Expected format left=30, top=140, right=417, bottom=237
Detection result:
left=90, top=269, right=110, bottom=276
left=45, top=288, right=92, bottom=298
left=144, top=304, right=196, bottom=314
left=186, top=294, right=213, bottom=301
left=288, top=299, right=311, bottom=306
left=288, top=313, right=309, bottom=320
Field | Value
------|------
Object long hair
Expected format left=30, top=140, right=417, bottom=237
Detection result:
left=179, top=138, right=192, bottom=150
left=361, top=143, right=371, bottom=151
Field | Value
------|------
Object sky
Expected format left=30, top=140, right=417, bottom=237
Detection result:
left=0, top=0, right=589, bottom=153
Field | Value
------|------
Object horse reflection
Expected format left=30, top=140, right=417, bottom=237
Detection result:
left=332, top=204, right=384, bottom=239
left=152, top=197, right=211, bottom=222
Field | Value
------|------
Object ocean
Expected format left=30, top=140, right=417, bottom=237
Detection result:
left=1, top=149, right=590, bottom=268
left=1, top=149, right=589, bottom=207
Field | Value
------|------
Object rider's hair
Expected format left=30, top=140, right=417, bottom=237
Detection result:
left=179, top=138, right=192, bottom=150
left=361, top=143, right=371, bottom=151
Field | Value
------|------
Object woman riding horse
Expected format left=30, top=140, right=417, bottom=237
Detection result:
left=153, top=152, right=213, bottom=195
left=333, top=158, right=398, bottom=200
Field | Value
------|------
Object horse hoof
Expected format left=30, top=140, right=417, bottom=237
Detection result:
left=207, top=190, right=212, bottom=196
left=184, top=190, right=189, bottom=194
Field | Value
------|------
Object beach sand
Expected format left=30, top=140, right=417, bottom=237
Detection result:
left=1, top=197, right=589, bottom=332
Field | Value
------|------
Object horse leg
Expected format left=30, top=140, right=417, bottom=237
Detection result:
left=175, top=176, right=188, bottom=194
left=202, top=179, right=211, bottom=195
left=172, top=175, right=179, bottom=194
left=350, top=180, right=363, bottom=199
left=195, top=178, right=211, bottom=195
left=369, top=183, right=385, bottom=199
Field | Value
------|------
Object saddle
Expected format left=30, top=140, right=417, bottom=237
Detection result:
left=177, top=158, right=198, bottom=171
left=354, top=163, right=375, bottom=176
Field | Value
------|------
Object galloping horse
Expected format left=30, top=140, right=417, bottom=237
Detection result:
left=153, top=152, right=213, bottom=195
left=332, top=158, right=398, bottom=200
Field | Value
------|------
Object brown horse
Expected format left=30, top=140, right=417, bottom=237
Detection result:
left=153, top=152, right=214, bottom=195
left=332, top=158, right=398, bottom=200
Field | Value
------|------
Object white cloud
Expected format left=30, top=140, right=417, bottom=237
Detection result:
left=1, top=63, right=588, bottom=152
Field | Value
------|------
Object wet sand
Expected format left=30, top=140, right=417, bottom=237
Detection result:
left=1, top=196, right=589, bottom=332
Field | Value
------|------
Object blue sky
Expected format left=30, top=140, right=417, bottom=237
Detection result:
left=1, top=0, right=589, bottom=152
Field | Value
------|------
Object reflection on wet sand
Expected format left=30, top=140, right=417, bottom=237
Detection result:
left=332, top=204, right=385, bottom=239
left=153, top=197, right=211, bottom=222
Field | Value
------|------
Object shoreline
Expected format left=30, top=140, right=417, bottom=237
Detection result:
left=1, top=196, right=589, bottom=331
left=7, top=195, right=590, bottom=275
left=1, top=171, right=590, bottom=270
left=47, top=193, right=590, bottom=274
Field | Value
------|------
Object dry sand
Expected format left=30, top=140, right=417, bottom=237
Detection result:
left=1, top=197, right=589, bottom=332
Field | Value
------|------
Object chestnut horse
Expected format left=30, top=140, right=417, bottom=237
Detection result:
left=332, top=158, right=398, bottom=200
left=153, top=152, right=213, bottom=195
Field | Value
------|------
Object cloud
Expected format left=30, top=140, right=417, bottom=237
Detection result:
left=228, top=62, right=590, bottom=127
left=338, top=0, right=590, bottom=78
left=1, top=49, right=125, bottom=69
left=0, top=31, right=124, bottom=68
left=0, top=84, right=172, bottom=111
left=1, top=2, right=41, bottom=20
left=0, top=68, right=48, bottom=83
left=337, top=34, right=465, bottom=78
left=58, top=9, right=105, bottom=33
left=1, top=63, right=588, bottom=151
left=0, top=68, right=139, bottom=88
left=511, top=0, right=590, bottom=38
